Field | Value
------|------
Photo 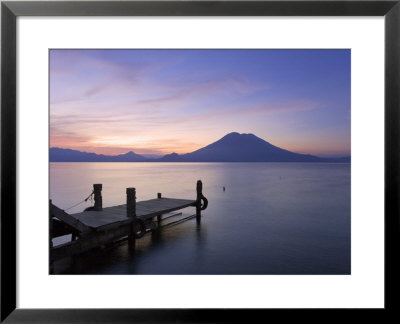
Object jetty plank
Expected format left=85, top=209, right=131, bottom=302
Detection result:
left=70, top=198, right=196, bottom=231
left=50, top=203, right=92, bottom=233
left=50, top=181, right=207, bottom=264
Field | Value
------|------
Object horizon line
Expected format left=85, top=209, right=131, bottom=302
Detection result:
left=50, top=132, right=351, bottom=158
left=49, top=146, right=351, bottom=159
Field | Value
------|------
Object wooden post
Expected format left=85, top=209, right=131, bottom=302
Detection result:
left=49, top=199, right=54, bottom=274
left=127, top=187, right=136, bottom=250
left=196, top=180, right=202, bottom=223
left=157, top=193, right=162, bottom=224
left=93, top=184, right=102, bottom=211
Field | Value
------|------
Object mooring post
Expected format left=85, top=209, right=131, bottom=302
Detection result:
left=196, top=180, right=202, bottom=223
left=49, top=199, right=54, bottom=274
left=157, top=193, right=162, bottom=224
left=93, top=184, right=103, bottom=211
left=127, top=187, right=136, bottom=250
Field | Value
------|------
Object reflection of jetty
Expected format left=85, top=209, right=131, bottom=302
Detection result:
left=49, top=180, right=208, bottom=271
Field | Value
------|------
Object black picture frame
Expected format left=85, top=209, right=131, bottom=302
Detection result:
left=1, top=0, right=399, bottom=322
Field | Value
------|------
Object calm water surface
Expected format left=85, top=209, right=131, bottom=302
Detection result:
left=50, top=162, right=350, bottom=274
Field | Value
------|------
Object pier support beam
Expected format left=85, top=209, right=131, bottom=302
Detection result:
left=196, top=180, right=202, bottom=224
left=93, top=184, right=103, bottom=211
left=127, top=187, right=136, bottom=250
left=157, top=193, right=162, bottom=224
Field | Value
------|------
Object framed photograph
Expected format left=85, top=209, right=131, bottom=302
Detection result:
left=1, top=0, right=399, bottom=322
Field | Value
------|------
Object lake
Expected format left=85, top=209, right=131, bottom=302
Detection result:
left=50, top=162, right=350, bottom=275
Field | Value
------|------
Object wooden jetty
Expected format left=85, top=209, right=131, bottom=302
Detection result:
left=49, top=180, right=208, bottom=268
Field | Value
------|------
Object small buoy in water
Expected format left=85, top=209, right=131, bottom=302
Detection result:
left=223, top=186, right=226, bottom=192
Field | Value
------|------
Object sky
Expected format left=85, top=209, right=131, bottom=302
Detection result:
left=50, top=49, right=350, bottom=157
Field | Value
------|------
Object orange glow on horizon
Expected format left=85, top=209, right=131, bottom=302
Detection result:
left=50, top=134, right=350, bottom=157
left=50, top=49, right=350, bottom=157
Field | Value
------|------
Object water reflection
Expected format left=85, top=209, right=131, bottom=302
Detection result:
left=54, top=212, right=206, bottom=275
left=51, top=162, right=350, bottom=274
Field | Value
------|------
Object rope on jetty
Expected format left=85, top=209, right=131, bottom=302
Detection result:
left=64, top=190, right=94, bottom=211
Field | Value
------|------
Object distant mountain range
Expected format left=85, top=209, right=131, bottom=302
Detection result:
left=50, top=132, right=350, bottom=163
left=49, top=148, right=147, bottom=162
